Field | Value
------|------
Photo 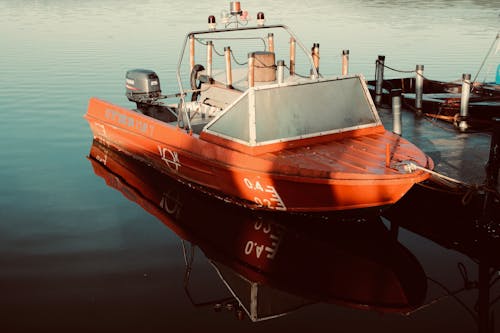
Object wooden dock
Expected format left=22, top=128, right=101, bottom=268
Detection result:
left=368, top=78, right=500, bottom=130
left=377, top=105, right=498, bottom=193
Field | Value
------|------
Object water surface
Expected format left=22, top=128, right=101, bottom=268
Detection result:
left=0, top=0, right=499, bottom=332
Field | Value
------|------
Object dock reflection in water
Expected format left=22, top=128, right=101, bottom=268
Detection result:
left=89, top=141, right=427, bottom=322
left=385, top=180, right=500, bottom=333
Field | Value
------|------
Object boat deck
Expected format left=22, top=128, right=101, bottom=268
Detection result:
left=259, top=131, right=424, bottom=177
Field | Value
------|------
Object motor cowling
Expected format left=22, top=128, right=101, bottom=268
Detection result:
left=126, top=69, right=161, bottom=102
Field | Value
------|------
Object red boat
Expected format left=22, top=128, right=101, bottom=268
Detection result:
left=85, top=3, right=433, bottom=213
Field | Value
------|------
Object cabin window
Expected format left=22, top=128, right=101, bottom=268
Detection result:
left=205, top=94, right=250, bottom=142
left=204, top=76, right=379, bottom=146
left=255, top=77, right=377, bottom=142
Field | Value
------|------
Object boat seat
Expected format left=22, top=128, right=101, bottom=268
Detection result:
left=198, top=83, right=243, bottom=110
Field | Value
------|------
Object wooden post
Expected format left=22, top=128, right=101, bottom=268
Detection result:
left=375, top=55, right=385, bottom=106
left=248, top=53, right=255, bottom=88
left=312, top=43, right=320, bottom=74
left=341, top=49, right=349, bottom=76
left=189, top=35, right=195, bottom=73
left=289, top=37, right=296, bottom=76
left=206, top=41, right=213, bottom=78
left=225, top=46, right=232, bottom=88
left=268, top=33, right=274, bottom=53
left=459, top=73, right=471, bottom=132
left=415, top=64, right=424, bottom=115
left=392, top=89, right=402, bottom=135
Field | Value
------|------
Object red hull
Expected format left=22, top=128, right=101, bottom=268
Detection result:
left=85, top=97, right=432, bottom=212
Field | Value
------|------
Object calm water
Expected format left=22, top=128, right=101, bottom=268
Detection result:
left=1, top=0, right=499, bottom=332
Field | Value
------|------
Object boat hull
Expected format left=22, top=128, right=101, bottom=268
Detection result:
left=85, top=97, right=432, bottom=213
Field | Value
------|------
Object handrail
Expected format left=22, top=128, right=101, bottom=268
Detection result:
left=175, top=24, right=319, bottom=113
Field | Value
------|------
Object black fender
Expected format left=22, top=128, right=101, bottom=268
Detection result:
left=190, top=64, right=205, bottom=101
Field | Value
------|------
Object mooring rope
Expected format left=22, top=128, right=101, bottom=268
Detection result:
left=375, top=59, right=415, bottom=74
left=401, top=161, right=500, bottom=204
left=374, top=60, right=459, bottom=83
left=402, top=161, right=470, bottom=186
left=421, top=112, right=464, bottom=134
left=410, top=275, right=477, bottom=319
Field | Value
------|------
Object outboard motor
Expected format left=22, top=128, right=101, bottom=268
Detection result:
left=126, top=69, right=162, bottom=103
left=125, top=69, right=176, bottom=121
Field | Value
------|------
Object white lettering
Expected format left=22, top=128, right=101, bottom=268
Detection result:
left=255, top=244, right=264, bottom=258
left=244, top=178, right=287, bottom=211
left=244, top=241, right=254, bottom=255
left=158, top=146, right=181, bottom=172
left=254, top=181, right=264, bottom=191
left=243, top=178, right=253, bottom=189
left=254, top=220, right=262, bottom=230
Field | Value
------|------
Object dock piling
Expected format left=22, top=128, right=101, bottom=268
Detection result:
left=375, top=55, right=385, bottom=106
left=341, top=50, right=349, bottom=76
left=485, top=117, right=500, bottom=188
left=392, top=89, right=402, bottom=135
left=415, top=64, right=424, bottom=116
left=459, top=73, right=471, bottom=132
left=482, top=117, right=500, bottom=223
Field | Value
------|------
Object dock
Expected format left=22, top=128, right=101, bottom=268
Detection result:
left=364, top=33, right=499, bottom=132
left=378, top=101, right=500, bottom=248
left=367, top=77, right=500, bottom=129
left=376, top=104, right=498, bottom=193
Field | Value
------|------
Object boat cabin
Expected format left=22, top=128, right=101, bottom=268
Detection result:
left=127, top=18, right=383, bottom=155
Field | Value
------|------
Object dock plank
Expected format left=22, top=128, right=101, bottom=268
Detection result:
left=377, top=106, right=497, bottom=191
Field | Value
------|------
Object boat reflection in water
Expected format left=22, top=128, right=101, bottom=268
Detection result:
left=88, top=141, right=427, bottom=322
left=385, top=182, right=500, bottom=333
